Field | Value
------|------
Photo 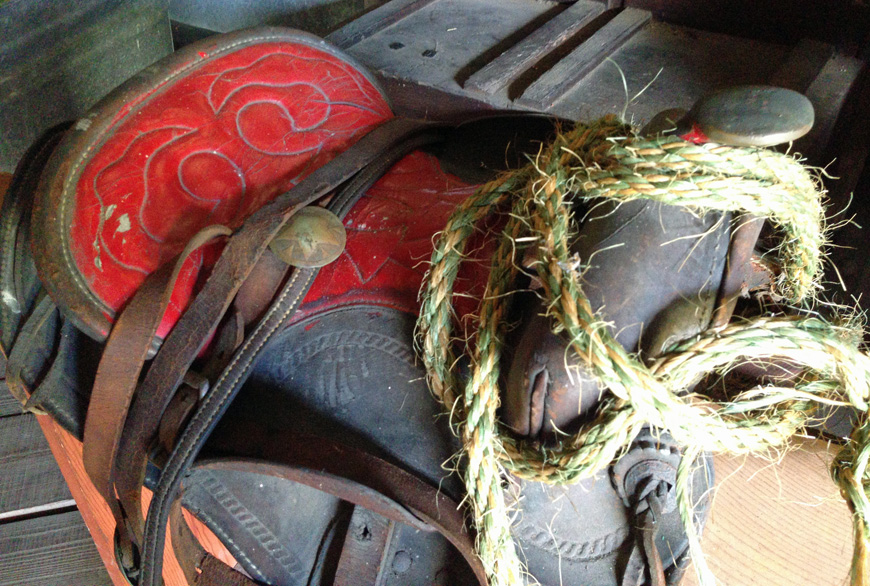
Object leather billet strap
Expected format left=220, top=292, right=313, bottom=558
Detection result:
left=135, top=121, right=452, bottom=586
left=78, top=117, right=451, bottom=584
left=83, top=225, right=232, bottom=553
left=167, top=431, right=488, bottom=585
left=168, top=498, right=254, bottom=586
left=194, top=431, right=488, bottom=586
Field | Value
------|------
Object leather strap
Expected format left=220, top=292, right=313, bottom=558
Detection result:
left=85, top=121, right=430, bottom=561
left=138, top=122, right=447, bottom=586
left=169, top=498, right=258, bottom=586
left=5, top=293, right=59, bottom=406
left=333, top=508, right=394, bottom=586
left=178, top=429, right=488, bottom=586
left=82, top=225, right=232, bottom=551
left=72, top=117, right=442, bottom=583
left=0, top=122, right=71, bottom=354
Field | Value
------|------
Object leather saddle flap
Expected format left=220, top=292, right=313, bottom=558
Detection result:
left=30, top=27, right=393, bottom=342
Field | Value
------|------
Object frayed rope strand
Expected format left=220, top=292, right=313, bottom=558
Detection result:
left=417, top=116, right=870, bottom=586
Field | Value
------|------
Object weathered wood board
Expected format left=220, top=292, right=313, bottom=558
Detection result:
left=0, top=510, right=112, bottom=586
left=0, top=385, right=23, bottom=418
left=0, top=414, right=72, bottom=520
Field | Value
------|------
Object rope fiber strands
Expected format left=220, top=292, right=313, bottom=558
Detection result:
left=416, top=115, right=870, bottom=586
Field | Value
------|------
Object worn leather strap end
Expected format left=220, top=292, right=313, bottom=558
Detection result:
left=169, top=499, right=259, bottom=586
left=83, top=225, right=233, bottom=546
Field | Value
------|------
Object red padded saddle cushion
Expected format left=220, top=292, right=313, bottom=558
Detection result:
left=34, top=29, right=392, bottom=341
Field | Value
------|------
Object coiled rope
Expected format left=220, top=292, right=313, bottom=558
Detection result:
left=416, top=115, right=870, bottom=586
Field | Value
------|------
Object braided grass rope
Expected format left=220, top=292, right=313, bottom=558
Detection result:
left=417, top=115, right=870, bottom=586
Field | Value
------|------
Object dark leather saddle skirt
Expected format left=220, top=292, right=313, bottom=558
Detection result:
left=1, top=27, right=713, bottom=585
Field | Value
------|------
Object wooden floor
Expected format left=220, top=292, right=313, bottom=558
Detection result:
left=0, top=365, right=113, bottom=586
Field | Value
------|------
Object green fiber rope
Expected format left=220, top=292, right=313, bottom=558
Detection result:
left=417, top=115, right=870, bottom=586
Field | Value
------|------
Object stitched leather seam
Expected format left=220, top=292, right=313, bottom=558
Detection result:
left=514, top=517, right=629, bottom=562
left=143, top=270, right=316, bottom=579
left=193, top=471, right=310, bottom=583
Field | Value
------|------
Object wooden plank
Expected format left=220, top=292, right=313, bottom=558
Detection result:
left=517, top=7, right=651, bottom=110
left=794, top=53, right=864, bottom=161
left=0, top=413, right=71, bottom=518
left=682, top=438, right=851, bottom=586
left=0, top=383, right=23, bottom=418
left=769, top=39, right=835, bottom=93
left=37, top=415, right=237, bottom=586
left=345, top=0, right=557, bottom=93
left=326, top=0, right=439, bottom=49
left=464, top=0, right=606, bottom=96
left=0, top=510, right=113, bottom=586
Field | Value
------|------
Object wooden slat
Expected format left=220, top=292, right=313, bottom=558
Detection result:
left=0, top=383, right=23, bottom=418
left=683, top=438, right=851, bottom=586
left=326, top=0, right=439, bottom=49
left=768, top=39, right=864, bottom=162
left=517, top=7, right=651, bottom=110
left=794, top=53, right=864, bottom=160
left=464, top=0, right=606, bottom=95
left=0, top=413, right=71, bottom=518
left=37, top=415, right=237, bottom=586
left=769, top=39, right=835, bottom=93
left=0, top=510, right=113, bottom=586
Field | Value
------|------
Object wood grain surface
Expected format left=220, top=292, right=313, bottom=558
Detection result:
left=0, top=387, right=22, bottom=417
left=683, top=437, right=852, bottom=586
left=0, top=510, right=113, bottom=586
left=0, top=414, right=72, bottom=519
left=36, top=415, right=238, bottom=586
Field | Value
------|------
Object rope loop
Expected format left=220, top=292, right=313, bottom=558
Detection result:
left=416, top=116, right=870, bottom=586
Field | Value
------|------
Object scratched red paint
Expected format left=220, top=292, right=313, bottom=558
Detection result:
left=67, top=41, right=391, bottom=338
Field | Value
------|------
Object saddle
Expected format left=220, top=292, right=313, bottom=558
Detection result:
left=0, top=28, right=745, bottom=586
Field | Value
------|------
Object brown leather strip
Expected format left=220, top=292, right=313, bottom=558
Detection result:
left=93, top=119, right=446, bottom=584
left=82, top=225, right=232, bottom=543
left=199, top=429, right=488, bottom=586
left=232, top=250, right=290, bottom=327
left=169, top=499, right=260, bottom=586
left=115, top=262, right=319, bottom=564
left=195, top=556, right=260, bottom=586
left=97, top=118, right=434, bottom=574
left=131, top=118, right=427, bottom=467
left=711, top=214, right=765, bottom=328
left=168, top=499, right=209, bottom=585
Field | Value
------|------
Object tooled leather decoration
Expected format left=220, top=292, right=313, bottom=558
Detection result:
left=294, top=150, right=481, bottom=322
left=35, top=33, right=393, bottom=340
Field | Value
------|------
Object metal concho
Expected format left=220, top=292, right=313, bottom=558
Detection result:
left=270, top=206, right=347, bottom=268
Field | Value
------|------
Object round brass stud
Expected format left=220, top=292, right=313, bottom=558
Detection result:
left=691, top=85, right=814, bottom=147
left=270, top=206, right=346, bottom=268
